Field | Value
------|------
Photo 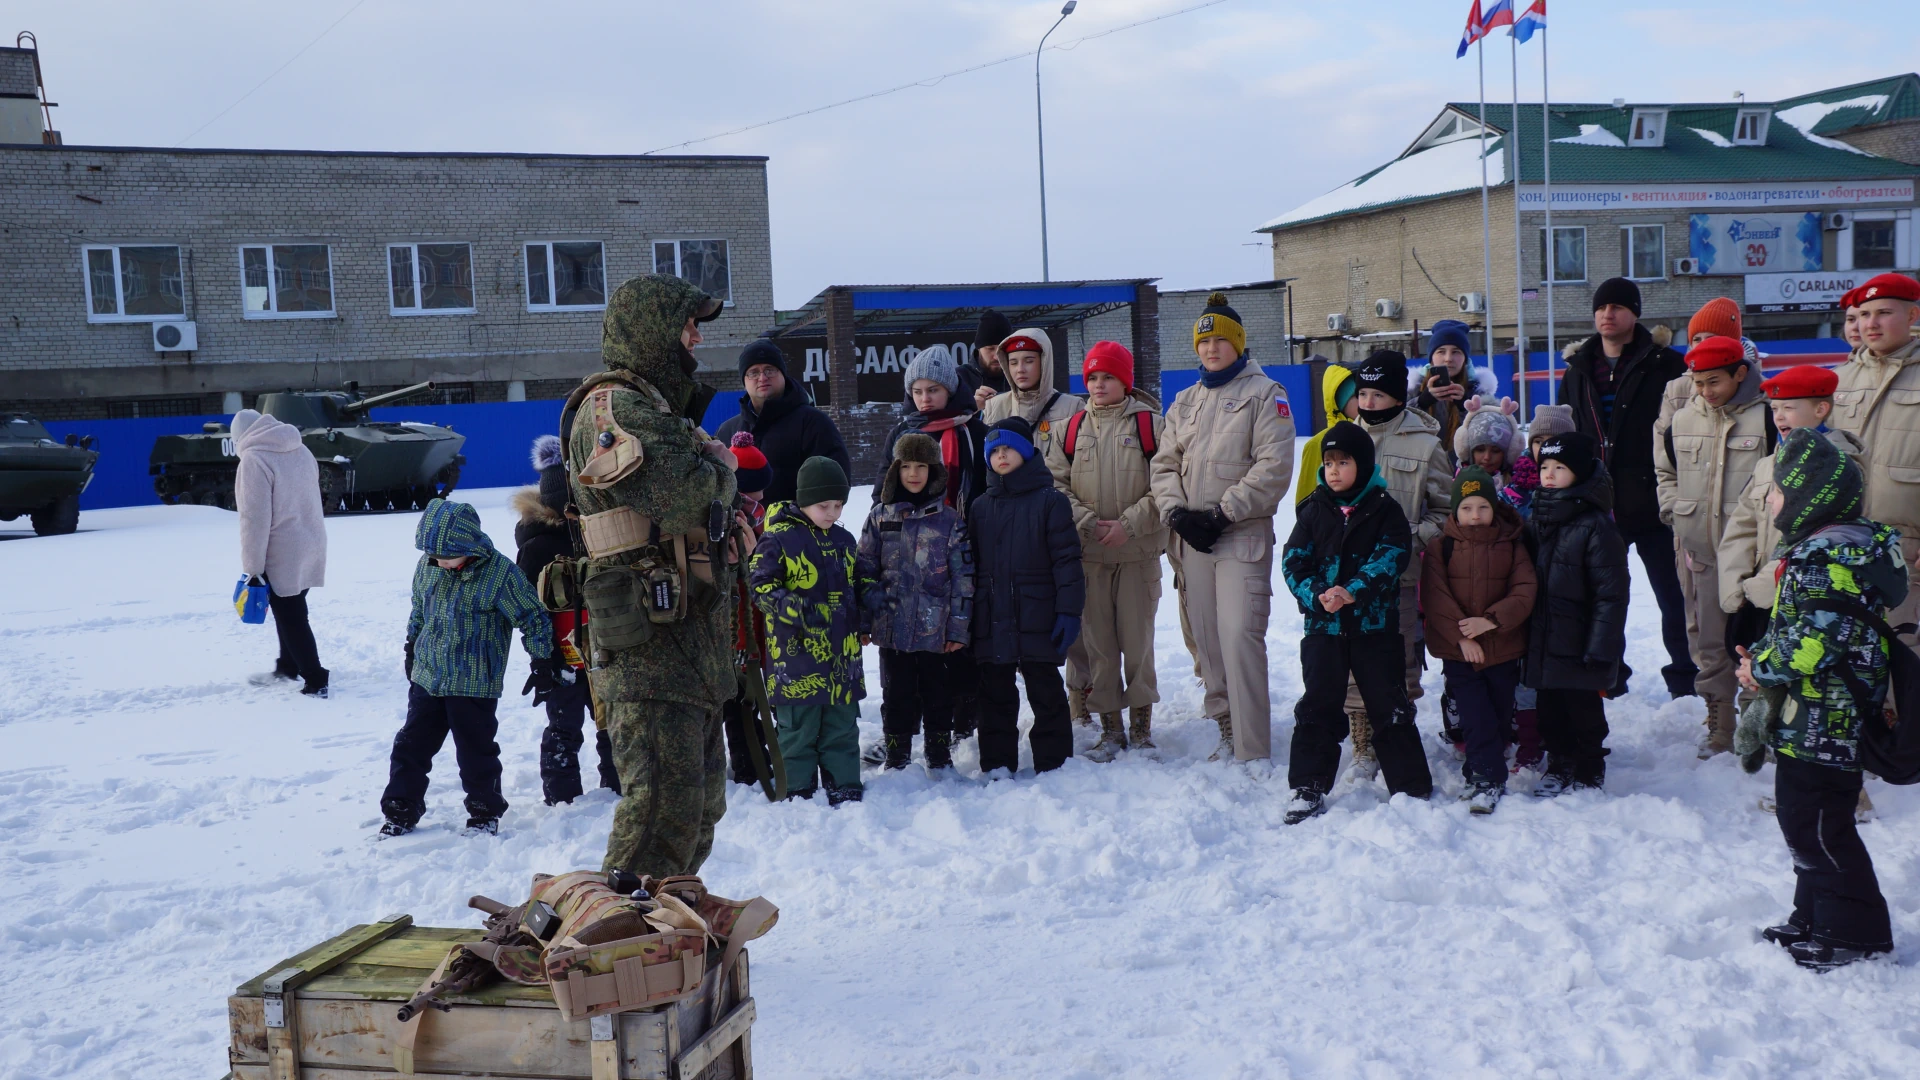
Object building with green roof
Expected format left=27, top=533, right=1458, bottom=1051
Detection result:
left=1261, top=75, right=1920, bottom=361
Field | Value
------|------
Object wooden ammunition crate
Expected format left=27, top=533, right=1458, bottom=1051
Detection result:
left=225, top=915, right=754, bottom=1080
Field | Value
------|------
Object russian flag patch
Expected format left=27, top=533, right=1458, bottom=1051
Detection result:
left=1275, top=400, right=1291, bottom=419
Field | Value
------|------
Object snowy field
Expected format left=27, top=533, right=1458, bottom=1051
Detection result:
left=5, top=461, right=1920, bottom=1079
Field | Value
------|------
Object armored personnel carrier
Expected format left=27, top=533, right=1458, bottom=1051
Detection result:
left=0, top=414, right=99, bottom=535
left=150, top=381, right=466, bottom=513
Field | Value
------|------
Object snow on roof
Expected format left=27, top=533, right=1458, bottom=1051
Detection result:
left=1260, top=137, right=1503, bottom=231
left=1555, top=124, right=1626, bottom=147
left=1690, top=126, right=1733, bottom=148
left=1776, top=94, right=1889, bottom=154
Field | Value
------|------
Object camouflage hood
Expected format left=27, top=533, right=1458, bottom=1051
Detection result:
left=415, top=498, right=496, bottom=558
left=601, top=274, right=723, bottom=419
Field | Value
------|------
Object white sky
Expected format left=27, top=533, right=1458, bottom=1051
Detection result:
left=21, top=0, right=1918, bottom=308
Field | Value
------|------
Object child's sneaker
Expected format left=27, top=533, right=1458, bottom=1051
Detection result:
left=1283, top=789, right=1326, bottom=825
left=1467, top=782, right=1505, bottom=816
left=1788, top=939, right=1888, bottom=972
left=1762, top=922, right=1810, bottom=949
left=462, top=816, right=499, bottom=837
left=859, top=742, right=887, bottom=767
left=377, top=819, right=414, bottom=839
left=1532, top=771, right=1574, bottom=798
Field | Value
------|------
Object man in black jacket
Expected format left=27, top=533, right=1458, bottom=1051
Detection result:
left=961, top=310, right=1014, bottom=411
left=713, top=338, right=853, bottom=506
left=1559, top=277, right=1695, bottom=697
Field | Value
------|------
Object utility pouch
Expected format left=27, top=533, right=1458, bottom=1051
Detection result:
left=639, top=553, right=683, bottom=625
left=581, top=566, right=654, bottom=652
left=536, top=558, right=580, bottom=614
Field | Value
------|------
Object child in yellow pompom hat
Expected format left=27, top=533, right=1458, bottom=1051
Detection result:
left=1294, top=359, right=1360, bottom=505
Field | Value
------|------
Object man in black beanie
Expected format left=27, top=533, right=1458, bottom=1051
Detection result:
left=714, top=337, right=852, bottom=506
left=1562, top=275, right=1692, bottom=697
left=962, top=310, right=1014, bottom=410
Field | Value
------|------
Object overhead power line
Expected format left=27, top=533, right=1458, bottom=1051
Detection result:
left=177, top=0, right=372, bottom=146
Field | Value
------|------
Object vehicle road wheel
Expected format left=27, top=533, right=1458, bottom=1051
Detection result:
left=31, top=492, right=81, bottom=536
left=433, top=464, right=461, bottom=498
left=411, top=484, right=435, bottom=509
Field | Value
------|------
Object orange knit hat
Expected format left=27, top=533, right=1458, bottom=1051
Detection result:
left=1687, top=297, right=1742, bottom=343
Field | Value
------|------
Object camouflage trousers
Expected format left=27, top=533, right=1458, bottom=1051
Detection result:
left=602, top=699, right=728, bottom=881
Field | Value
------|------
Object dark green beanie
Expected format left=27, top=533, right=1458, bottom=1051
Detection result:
left=794, top=455, right=850, bottom=508
left=1451, top=466, right=1498, bottom=510
left=1773, top=428, right=1862, bottom=546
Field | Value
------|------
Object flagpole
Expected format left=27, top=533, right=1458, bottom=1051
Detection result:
left=1541, top=21, right=1556, bottom=404
left=1509, top=31, right=1527, bottom=417
left=1477, top=38, right=1496, bottom=370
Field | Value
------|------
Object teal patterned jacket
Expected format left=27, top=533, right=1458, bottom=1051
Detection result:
left=1750, top=520, right=1909, bottom=770
left=408, top=499, right=553, bottom=699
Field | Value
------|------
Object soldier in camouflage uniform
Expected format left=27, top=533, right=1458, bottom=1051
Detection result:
left=565, top=274, right=738, bottom=880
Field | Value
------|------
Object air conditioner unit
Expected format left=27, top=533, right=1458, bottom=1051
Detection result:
left=1373, top=298, right=1403, bottom=320
left=153, top=321, right=197, bottom=351
left=1826, top=212, right=1851, bottom=231
left=1327, top=313, right=1352, bottom=333
left=1457, top=292, right=1487, bottom=314
left=1672, top=257, right=1704, bottom=276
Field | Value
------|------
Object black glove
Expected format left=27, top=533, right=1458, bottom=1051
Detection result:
left=1171, top=506, right=1229, bottom=554
left=403, top=639, right=415, bottom=679
left=523, top=656, right=562, bottom=706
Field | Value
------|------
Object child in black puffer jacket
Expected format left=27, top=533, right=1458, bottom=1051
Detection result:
left=1525, top=432, right=1630, bottom=796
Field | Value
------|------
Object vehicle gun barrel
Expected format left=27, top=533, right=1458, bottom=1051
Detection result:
left=344, top=381, right=436, bottom=413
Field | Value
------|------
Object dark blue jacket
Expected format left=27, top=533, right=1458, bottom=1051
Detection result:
left=966, top=451, right=1084, bottom=665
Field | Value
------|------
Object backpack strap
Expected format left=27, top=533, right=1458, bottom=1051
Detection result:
left=1763, top=405, right=1779, bottom=454
left=1134, top=410, right=1157, bottom=457
left=1795, top=595, right=1914, bottom=709
left=1441, top=536, right=1455, bottom=565
left=1061, top=407, right=1157, bottom=465
left=1062, top=410, right=1087, bottom=464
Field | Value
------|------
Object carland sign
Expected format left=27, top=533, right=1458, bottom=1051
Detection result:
left=1743, top=271, right=1868, bottom=313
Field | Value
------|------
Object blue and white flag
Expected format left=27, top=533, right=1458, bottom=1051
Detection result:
left=1512, top=0, right=1546, bottom=42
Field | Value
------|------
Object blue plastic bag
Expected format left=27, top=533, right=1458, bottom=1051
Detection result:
left=233, top=576, right=270, bottom=624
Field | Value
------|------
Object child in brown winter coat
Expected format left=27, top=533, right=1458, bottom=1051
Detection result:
left=1422, top=467, right=1536, bottom=813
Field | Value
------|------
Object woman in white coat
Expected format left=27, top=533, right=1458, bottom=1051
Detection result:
left=233, top=408, right=330, bottom=696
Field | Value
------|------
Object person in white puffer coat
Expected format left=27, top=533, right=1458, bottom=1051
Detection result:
left=233, top=407, right=330, bottom=696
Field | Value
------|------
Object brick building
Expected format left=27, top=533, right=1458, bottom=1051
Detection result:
left=0, top=47, right=772, bottom=421
left=1260, top=75, right=1920, bottom=363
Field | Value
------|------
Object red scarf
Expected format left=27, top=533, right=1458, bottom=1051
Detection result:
left=916, top=409, right=975, bottom=508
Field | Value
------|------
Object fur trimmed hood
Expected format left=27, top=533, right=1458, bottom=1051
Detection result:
left=511, top=485, right=564, bottom=528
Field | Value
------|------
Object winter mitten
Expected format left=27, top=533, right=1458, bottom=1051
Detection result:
left=1050, top=614, right=1082, bottom=652
left=1168, top=509, right=1213, bottom=553
left=403, top=638, right=415, bottom=678
left=523, top=656, right=562, bottom=706
left=1734, top=689, right=1781, bottom=773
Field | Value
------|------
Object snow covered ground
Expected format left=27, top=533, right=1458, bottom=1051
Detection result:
left=5, top=468, right=1920, bottom=1079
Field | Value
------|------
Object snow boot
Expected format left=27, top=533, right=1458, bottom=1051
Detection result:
left=826, top=783, right=864, bottom=807
left=860, top=741, right=887, bottom=767
left=784, top=784, right=818, bottom=802
left=1511, top=708, right=1543, bottom=771
left=1440, top=691, right=1465, bottom=756
left=1532, top=769, right=1575, bottom=798
left=1084, top=713, right=1128, bottom=763
left=1789, top=939, right=1888, bottom=972
left=1128, top=705, right=1155, bottom=751
left=1467, top=781, right=1505, bottom=816
left=1069, top=686, right=1093, bottom=727
left=1763, top=921, right=1811, bottom=949
left=924, top=727, right=954, bottom=771
left=882, top=735, right=911, bottom=771
left=300, top=678, right=329, bottom=699
left=1283, top=789, right=1326, bottom=825
left=1206, top=715, right=1234, bottom=762
left=1856, top=788, right=1875, bottom=824
left=249, top=661, right=299, bottom=687
left=377, top=819, right=414, bottom=839
left=1697, top=700, right=1736, bottom=759
left=1344, top=711, right=1379, bottom=781
left=462, top=816, right=499, bottom=837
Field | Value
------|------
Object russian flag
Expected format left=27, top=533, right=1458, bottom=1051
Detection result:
left=1512, top=0, right=1546, bottom=42
left=1455, top=0, right=1515, bottom=58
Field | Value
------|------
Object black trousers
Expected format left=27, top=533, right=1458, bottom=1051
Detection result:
left=1775, top=756, right=1892, bottom=951
left=947, top=647, right=980, bottom=736
left=880, top=648, right=954, bottom=740
left=539, top=673, right=619, bottom=804
left=978, top=660, right=1071, bottom=774
left=1289, top=633, right=1433, bottom=797
left=1622, top=526, right=1697, bottom=696
left=721, top=688, right=758, bottom=785
left=1534, top=687, right=1609, bottom=785
left=268, top=589, right=326, bottom=687
left=1443, top=658, right=1519, bottom=785
left=381, top=683, right=506, bottom=825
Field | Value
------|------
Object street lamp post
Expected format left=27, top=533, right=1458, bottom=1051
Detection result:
left=1035, top=0, right=1075, bottom=282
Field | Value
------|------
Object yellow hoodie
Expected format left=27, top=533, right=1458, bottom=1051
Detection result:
left=1293, top=363, right=1357, bottom=504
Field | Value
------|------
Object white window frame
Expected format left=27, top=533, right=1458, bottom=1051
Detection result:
left=80, top=243, right=187, bottom=323
left=386, top=241, right=477, bottom=316
left=1540, top=225, right=1588, bottom=284
left=524, top=240, right=608, bottom=312
left=1842, top=209, right=1911, bottom=272
left=1628, top=108, right=1669, bottom=148
left=238, top=243, right=336, bottom=320
left=1621, top=224, right=1667, bottom=282
left=652, top=238, right=734, bottom=306
left=1732, top=109, right=1771, bottom=146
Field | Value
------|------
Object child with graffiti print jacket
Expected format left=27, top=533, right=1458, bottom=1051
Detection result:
left=748, top=456, right=881, bottom=806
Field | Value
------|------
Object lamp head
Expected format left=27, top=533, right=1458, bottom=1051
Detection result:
left=1061, top=1, right=1076, bottom=13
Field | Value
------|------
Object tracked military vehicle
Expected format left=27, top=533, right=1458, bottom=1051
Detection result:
left=150, top=381, right=467, bottom=513
left=0, top=414, right=99, bottom=536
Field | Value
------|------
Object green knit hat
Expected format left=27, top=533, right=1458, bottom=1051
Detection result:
left=1451, top=466, right=1498, bottom=510
left=794, top=455, right=850, bottom=508
left=1773, top=428, right=1862, bottom=546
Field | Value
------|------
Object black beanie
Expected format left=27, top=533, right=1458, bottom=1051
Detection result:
left=738, top=338, right=788, bottom=378
left=1319, top=420, right=1376, bottom=483
left=1592, top=277, right=1642, bottom=317
left=1773, top=428, right=1864, bottom=545
left=973, top=310, right=1014, bottom=350
left=1351, top=350, right=1409, bottom=404
left=1536, top=431, right=1598, bottom=484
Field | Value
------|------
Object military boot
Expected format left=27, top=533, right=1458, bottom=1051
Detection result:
left=1069, top=686, right=1093, bottom=727
left=1697, top=700, right=1736, bottom=759
left=1344, top=711, right=1379, bottom=781
left=1206, top=715, right=1235, bottom=762
left=1128, top=705, right=1155, bottom=751
left=1084, top=712, right=1128, bottom=762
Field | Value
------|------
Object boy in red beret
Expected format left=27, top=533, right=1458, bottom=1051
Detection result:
left=1654, top=335, right=1771, bottom=756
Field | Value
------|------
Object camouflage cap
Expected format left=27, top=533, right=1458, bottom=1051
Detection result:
left=602, top=274, right=722, bottom=414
